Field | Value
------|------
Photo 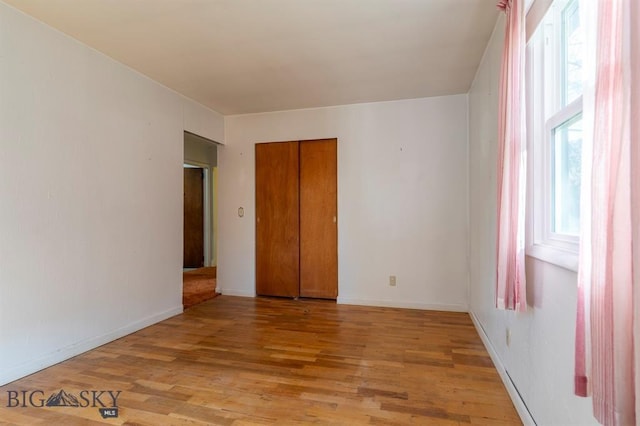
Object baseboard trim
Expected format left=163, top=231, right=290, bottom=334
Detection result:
left=0, top=305, right=183, bottom=386
left=337, top=297, right=467, bottom=312
left=218, top=289, right=255, bottom=298
left=469, top=310, right=536, bottom=426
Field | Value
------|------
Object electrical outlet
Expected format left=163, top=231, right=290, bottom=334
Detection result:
left=506, top=328, right=511, bottom=347
left=389, top=275, right=396, bottom=287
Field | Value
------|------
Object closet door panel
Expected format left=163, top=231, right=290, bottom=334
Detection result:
left=299, top=139, right=338, bottom=299
left=255, top=142, right=300, bottom=297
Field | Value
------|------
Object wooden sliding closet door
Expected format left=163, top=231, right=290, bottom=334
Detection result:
left=255, top=142, right=300, bottom=297
left=300, top=139, right=338, bottom=299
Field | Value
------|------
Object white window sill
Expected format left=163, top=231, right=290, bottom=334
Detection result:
left=526, top=243, right=579, bottom=272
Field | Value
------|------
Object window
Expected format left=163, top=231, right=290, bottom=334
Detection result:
left=527, top=0, right=587, bottom=270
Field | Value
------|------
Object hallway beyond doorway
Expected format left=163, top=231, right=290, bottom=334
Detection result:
left=183, top=266, right=217, bottom=309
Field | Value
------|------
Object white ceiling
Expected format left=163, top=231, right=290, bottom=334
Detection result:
left=4, top=0, right=499, bottom=115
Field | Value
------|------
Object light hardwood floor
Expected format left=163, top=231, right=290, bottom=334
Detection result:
left=0, top=296, right=521, bottom=425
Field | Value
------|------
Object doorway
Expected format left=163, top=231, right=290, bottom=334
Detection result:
left=183, top=131, right=219, bottom=308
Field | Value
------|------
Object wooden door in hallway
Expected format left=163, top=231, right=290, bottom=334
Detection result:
left=300, top=139, right=338, bottom=299
left=184, top=167, right=204, bottom=268
left=255, top=142, right=300, bottom=297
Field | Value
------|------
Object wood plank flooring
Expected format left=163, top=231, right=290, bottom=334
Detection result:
left=183, top=267, right=218, bottom=309
left=0, top=296, right=521, bottom=425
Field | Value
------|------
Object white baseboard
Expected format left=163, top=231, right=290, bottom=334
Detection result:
left=337, top=297, right=467, bottom=312
left=0, top=305, right=183, bottom=386
left=469, top=310, right=536, bottom=426
left=218, top=288, right=255, bottom=298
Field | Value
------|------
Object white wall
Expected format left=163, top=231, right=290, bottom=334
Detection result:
left=183, top=99, right=224, bottom=145
left=219, top=96, right=469, bottom=311
left=468, top=16, right=597, bottom=425
left=0, top=2, right=223, bottom=385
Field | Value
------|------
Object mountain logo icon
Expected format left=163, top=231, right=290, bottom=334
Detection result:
left=45, top=389, right=80, bottom=407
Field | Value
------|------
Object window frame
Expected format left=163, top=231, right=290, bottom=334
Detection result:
left=526, top=0, right=583, bottom=272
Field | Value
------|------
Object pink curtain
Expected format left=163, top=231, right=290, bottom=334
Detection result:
left=631, top=0, right=639, bottom=421
left=574, top=0, right=637, bottom=424
left=496, top=0, right=527, bottom=312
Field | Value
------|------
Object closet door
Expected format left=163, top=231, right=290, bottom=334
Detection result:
left=299, top=139, right=338, bottom=299
left=255, top=142, right=300, bottom=297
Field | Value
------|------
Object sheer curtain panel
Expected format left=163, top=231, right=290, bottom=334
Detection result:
left=574, top=0, right=637, bottom=424
left=496, top=0, right=528, bottom=312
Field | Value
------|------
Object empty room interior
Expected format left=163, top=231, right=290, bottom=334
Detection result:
left=1, top=0, right=638, bottom=425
